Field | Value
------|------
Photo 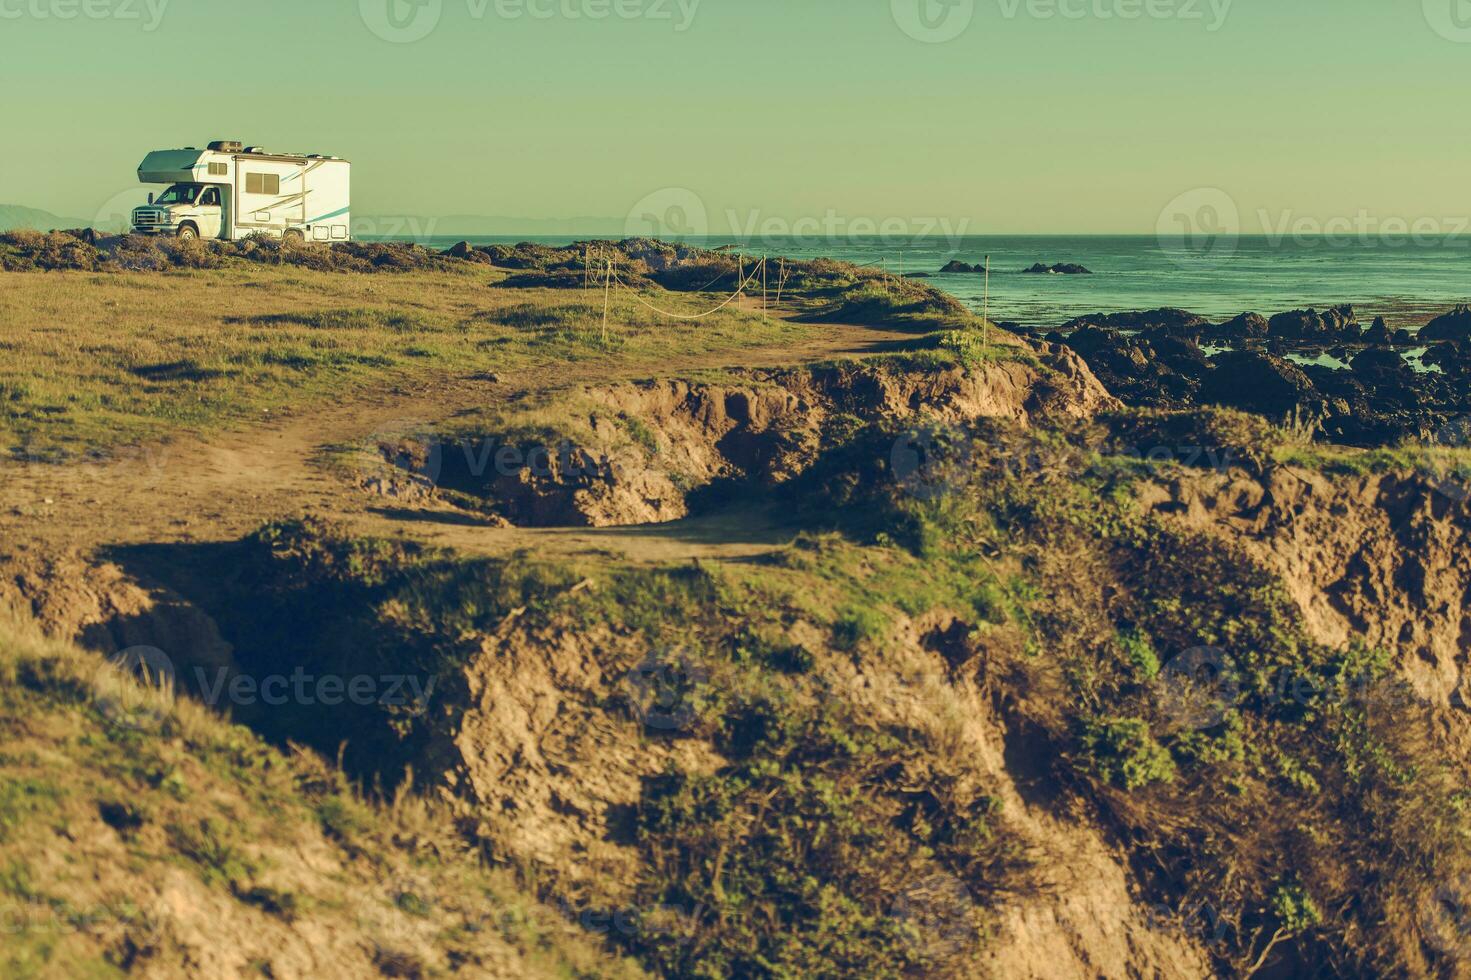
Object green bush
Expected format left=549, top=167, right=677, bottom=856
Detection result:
left=832, top=605, right=889, bottom=650
left=630, top=687, right=1007, bottom=979
left=1079, top=717, right=1176, bottom=790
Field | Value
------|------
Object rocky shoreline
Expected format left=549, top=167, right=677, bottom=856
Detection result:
left=1036, top=304, right=1471, bottom=445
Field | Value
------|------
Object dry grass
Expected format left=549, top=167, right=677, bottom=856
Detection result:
left=0, top=615, right=646, bottom=979
left=0, top=265, right=805, bottom=458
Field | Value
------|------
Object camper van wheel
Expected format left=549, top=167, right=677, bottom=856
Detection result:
left=282, top=229, right=305, bottom=247
left=176, top=223, right=199, bottom=241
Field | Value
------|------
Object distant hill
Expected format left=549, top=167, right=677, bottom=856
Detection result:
left=356, top=213, right=626, bottom=239
left=0, top=204, right=85, bottom=232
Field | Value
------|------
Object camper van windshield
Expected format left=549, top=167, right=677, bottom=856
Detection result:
left=154, top=184, right=201, bottom=205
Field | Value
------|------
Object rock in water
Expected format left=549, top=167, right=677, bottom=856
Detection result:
left=1421, top=304, right=1471, bottom=342
left=1207, top=312, right=1268, bottom=342
left=1423, top=339, right=1471, bottom=376
left=1322, top=304, right=1358, bottom=334
left=1060, top=309, right=1207, bottom=334
left=940, top=260, right=986, bottom=274
left=1350, top=347, right=1411, bottom=377
left=1363, top=317, right=1392, bottom=345
left=1268, top=309, right=1328, bottom=340
left=1025, top=262, right=1092, bottom=275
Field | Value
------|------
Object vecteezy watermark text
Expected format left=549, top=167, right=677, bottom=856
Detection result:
left=724, top=209, right=972, bottom=249
left=1258, top=209, right=1471, bottom=248
left=623, top=187, right=973, bottom=247
left=996, top=0, right=1232, bottom=29
left=1158, top=187, right=1471, bottom=271
left=194, top=667, right=436, bottom=712
left=892, top=0, right=1231, bottom=43
left=0, top=0, right=168, bottom=30
left=360, top=0, right=701, bottom=43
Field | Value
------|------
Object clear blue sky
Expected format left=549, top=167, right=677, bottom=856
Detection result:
left=2, top=0, right=1467, bottom=233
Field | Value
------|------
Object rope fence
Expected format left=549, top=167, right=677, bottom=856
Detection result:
left=575, top=246, right=991, bottom=345
left=584, top=248, right=774, bottom=336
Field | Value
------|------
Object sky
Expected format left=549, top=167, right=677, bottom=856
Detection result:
left=1, top=0, right=1468, bottom=235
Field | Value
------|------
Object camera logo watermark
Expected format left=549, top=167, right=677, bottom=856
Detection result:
left=1156, top=187, right=1240, bottom=271
left=1415, top=416, right=1471, bottom=504
left=0, top=0, right=169, bottom=30
left=1422, top=874, right=1471, bottom=959
left=621, top=647, right=710, bottom=732
left=1156, top=646, right=1240, bottom=731
left=892, top=0, right=976, bottom=42
left=1424, top=0, right=1471, bottom=43
left=890, top=871, right=977, bottom=960
left=93, top=187, right=153, bottom=235
left=626, top=187, right=710, bottom=239
left=360, top=0, right=443, bottom=42
left=355, top=418, right=444, bottom=497
left=97, top=645, right=175, bottom=731
left=892, top=425, right=978, bottom=502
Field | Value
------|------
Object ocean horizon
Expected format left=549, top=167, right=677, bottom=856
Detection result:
left=367, top=234, right=1471, bottom=331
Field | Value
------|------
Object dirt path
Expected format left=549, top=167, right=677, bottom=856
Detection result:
left=0, top=315, right=914, bottom=565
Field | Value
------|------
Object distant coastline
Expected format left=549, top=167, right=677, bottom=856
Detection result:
left=367, top=233, right=1471, bottom=332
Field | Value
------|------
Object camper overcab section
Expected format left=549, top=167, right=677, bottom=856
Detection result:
left=131, top=140, right=350, bottom=243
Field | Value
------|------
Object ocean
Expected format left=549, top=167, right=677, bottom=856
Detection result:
left=394, top=235, right=1471, bottom=332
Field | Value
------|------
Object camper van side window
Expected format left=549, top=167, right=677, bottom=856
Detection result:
left=245, top=173, right=280, bottom=195
left=208, top=162, right=227, bottom=176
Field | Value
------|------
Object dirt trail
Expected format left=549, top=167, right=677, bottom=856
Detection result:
left=0, top=316, right=916, bottom=565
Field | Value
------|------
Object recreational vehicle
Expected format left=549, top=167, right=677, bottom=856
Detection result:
left=130, top=140, right=350, bottom=243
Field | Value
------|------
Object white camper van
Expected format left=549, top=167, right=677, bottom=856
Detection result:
left=131, top=140, right=350, bottom=243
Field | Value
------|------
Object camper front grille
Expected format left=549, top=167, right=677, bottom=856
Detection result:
left=134, top=210, right=166, bottom=228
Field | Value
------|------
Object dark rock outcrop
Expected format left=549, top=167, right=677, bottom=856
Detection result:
left=940, top=260, right=986, bottom=274
left=1025, top=263, right=1092, bottom=275
left=1423, top=340, right=1471, bottom=377
left=1059, top=326, right=1205, bottom=406
left=1322, top=304, right=1358, bottom=335
left=1060, top=309, right=1208, bottom=335
left=1421, top=305, right=1471, bottom=342
left=1363, top=318, right=1392, bottom=345
left=1207, top=312, right=1269, bottom=343
left=1350, top=348, right=1411, bottom=378
left=443, top=241, right=492, bottom=263
left=1268, top=306, right=1358, bottom=342
left=1198, top=351, right=1321, bottom=419
left=1052, top=303, right=1471, bottom=447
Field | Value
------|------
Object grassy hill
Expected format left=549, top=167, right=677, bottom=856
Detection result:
left=3, top=237, right=1471, bottom=977
left=0, top=617, right=646, bottom=978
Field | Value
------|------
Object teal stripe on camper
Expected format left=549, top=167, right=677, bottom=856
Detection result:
left=308, top=206, right=349, bottom=223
